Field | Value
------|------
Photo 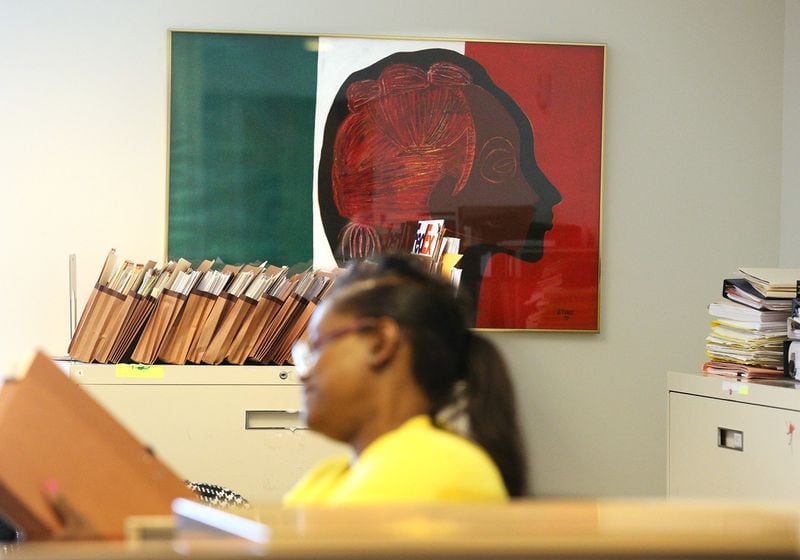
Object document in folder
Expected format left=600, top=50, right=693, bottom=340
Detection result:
left=739, top=268, right=800, bottom=299
left=0, top=352, right=194, bottom=540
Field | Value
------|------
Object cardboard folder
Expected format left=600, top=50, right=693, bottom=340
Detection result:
left=131, top=289, right=188, bottom=364
left=226, top=294, right=285, bottom=365
left=188, top=265, right=258, bottom=364
left=200, top=296, right=259, bottom=365
left=184, top=264, right=240, bottom=364
left=107, top=293, right=157, bottom=364
left=157, top=261, right=217, bottom=365
left=188, top=293, right=236, bottom=364
left=93, top=261, right=157, bottom=363
left=130, top=259, right=193, bottom=365
left=67, top=249, right=123, bottom=363
left=0, top=352, right=194, bottom=540
left=225, top=266, right=288, bottom=365
left=270, top=273, right=338, bottom=365
left=105, top=262, right=169, bottom=364
left=158, top=291, right=217, bottom=365
left=68, top=252, right=167, bottom=364
left=249, top=277, right=302, bottom=363
left=76, top=286, right=127, bottom=361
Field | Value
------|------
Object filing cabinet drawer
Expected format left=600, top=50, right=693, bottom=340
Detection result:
left=669, top=392, right=800, bottom=500
left=67, top=363, right=347, bottom=504
left=81, top=383, right=346, bottom=504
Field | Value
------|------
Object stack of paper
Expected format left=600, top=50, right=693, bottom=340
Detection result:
left=68, top=250, right=342, bottom=366
left=703, top=271, right=798, bottom=378
left=707, top=300, right=789, bottom=327
left=702, top=361, right=789, bottom=378
left=723, top=278, right=793, bottom=312
left=739, top=268, right=800, bottom=299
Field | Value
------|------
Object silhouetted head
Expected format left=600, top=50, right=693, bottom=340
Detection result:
left=318, top=49, right=561, bottom=265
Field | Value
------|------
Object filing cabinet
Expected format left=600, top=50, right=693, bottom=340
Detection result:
left=668, top=371, right=800, bottom=500
left=66, top=362, right=346, bottom=504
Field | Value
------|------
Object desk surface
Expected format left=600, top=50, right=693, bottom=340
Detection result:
left=7, top=499, right=800, bottom=559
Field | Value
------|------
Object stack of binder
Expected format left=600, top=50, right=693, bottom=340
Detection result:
left=783, top=291, right=800, bottom=381
left=703, top=269, right=799, bottom=378
left=68, top=250, right=341, bottom=366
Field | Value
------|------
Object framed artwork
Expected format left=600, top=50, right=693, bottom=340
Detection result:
left=167, top=31, right=605, bottom=331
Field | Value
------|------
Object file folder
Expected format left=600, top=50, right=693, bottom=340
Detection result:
left=199, top=265, right=264, bottom=365
left=0, top=352, right=194, bottom=540
left=130, top=259, right=193, bottom=364
left=157, top=261, right=217, bottom=365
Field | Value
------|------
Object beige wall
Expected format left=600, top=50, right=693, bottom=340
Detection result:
left=781, top=0, right=800, bottom=266
left=0, top=0, right=789, bottom=496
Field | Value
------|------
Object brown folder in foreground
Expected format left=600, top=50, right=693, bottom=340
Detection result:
left=0, top=352, right=194, bottom=540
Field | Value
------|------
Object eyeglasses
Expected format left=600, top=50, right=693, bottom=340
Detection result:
left=291, top=318, right=378, bottom=373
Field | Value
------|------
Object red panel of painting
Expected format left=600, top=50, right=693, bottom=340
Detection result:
left=464, top=42, right=603, bottom=330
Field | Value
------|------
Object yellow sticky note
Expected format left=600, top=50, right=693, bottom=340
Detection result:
left=722, top=381, right=750, bottom=397
left=115, top=364, right=165, bottom=379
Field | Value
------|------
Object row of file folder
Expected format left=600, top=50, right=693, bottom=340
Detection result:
left=68, top=250, right=339, bottom=365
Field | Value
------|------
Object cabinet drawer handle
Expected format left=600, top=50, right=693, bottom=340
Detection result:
left=718, top=427, right=743, bottom=451
left=245, top=409, right=308, bottom=431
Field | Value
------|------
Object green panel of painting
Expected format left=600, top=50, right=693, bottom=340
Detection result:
left=168, top=32, right=318, bottom=265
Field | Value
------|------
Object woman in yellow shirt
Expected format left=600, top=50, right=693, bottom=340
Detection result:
left=284, top=255, right=527, bottom=506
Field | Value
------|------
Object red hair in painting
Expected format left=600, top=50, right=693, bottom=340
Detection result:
left=332, top=62, right=477, bottom=258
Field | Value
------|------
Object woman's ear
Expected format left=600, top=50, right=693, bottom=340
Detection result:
left=368, top=318, right=402, bottom=371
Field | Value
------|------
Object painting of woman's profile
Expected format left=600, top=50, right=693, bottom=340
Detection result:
left=314, top=39, right=604, bottom=330
left=167, top=33, right=604, bottom=331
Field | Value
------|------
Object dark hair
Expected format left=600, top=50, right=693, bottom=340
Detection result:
left=329, top=254, right=528, bottom=497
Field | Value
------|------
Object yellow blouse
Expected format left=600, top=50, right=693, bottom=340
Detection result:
left=283, top=415, right=507, bottom=506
